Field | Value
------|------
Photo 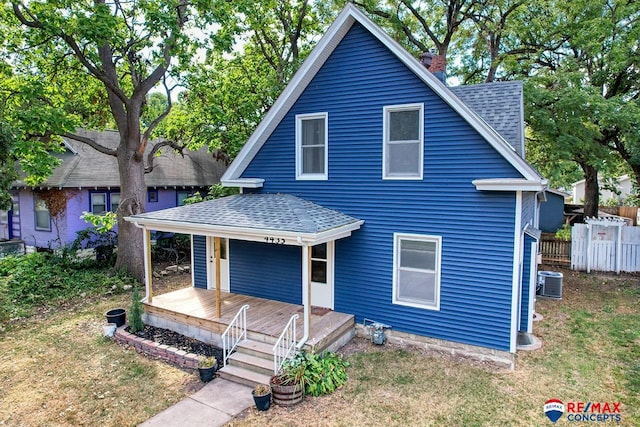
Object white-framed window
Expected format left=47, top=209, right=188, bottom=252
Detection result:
left=91, top=193, right=107, bottom=214
left=311, top=243, right=327, bottom=284
left=296, top=112, right=328, bottom=180
left=110, top=193, right=120, bottom=213
left=392, top=233, right=441, bottom=310
left=34, top=195, right=51, bottom=231
left=383, top=103, right=424, bottom=179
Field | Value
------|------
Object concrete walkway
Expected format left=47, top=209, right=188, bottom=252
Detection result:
left=139, top=379, right=254, bottom=427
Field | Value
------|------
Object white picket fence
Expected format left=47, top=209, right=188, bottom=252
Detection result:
left=572, top=222, right=640, bottom=273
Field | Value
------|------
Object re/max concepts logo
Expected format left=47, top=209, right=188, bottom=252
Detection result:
left=544, top=399, right=622, bottom=423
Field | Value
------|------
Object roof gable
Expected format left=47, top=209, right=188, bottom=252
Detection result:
left=222, top=3, right=543, bottom=186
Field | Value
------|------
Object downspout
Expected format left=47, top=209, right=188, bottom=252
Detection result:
left=297, top=239, right=310, bottom=348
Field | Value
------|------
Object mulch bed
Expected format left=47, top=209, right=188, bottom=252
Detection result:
left=127, top=324, right=223, bottom=367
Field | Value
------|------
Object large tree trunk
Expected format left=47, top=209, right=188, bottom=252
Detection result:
left=581, top=162, right=599, bottom=218
left=114, top=132, right=146, bottom=282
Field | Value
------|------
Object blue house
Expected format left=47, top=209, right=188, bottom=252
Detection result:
left=126, top=4, right=547, bottom=377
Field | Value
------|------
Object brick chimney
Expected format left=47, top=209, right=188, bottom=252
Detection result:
left=419, top=50, right=446, bottom=84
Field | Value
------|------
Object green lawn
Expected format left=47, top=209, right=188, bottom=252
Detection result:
left=1, top=261, right=637, bottom=426
left=230, top=268, right=639, bottom=426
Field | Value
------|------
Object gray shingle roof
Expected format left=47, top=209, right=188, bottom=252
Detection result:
left=15, top=129, right=226, bottom=188
left=130, top=193, right=362, bottom=234
left=451, top=81, right=525, bottom=157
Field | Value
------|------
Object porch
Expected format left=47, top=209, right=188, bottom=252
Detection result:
left=143, top=287, right=355, bottom=353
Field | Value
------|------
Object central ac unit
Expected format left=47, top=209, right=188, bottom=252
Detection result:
left=537, top=271, right=563, bottom=299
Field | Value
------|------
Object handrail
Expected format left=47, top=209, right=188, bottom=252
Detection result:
left=222, top=304, right=249, bottom=367
left=273, top=314, right=299, bottom=374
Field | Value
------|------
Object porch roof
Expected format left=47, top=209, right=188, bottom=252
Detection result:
left=125, top=193, right=364, bottom=245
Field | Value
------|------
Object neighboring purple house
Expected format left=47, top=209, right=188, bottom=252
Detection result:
left=5, top=129, right=226, bottom=248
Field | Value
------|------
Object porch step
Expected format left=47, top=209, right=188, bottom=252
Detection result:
left=227, top=352, right=273, bottom=376
left=236, top=339, right=274, bottom=359
left=217, top=365, right=271, bottom=388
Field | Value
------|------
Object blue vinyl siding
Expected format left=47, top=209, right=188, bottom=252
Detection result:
left=193, top=235, right=207, bottom=289
left=229, top=240, right=302, bottom=305
left=522, top=192, right=536, bottom=227
left=520, top=234, right=535, bottom=332
left=239, top=23, right=523, bottom=351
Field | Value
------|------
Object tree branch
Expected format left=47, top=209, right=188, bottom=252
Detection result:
left=145, top=139, right=186, bottom=173
left=63, top=132, right=118, bottom=156
left=139, top=76, right=173, bottom=158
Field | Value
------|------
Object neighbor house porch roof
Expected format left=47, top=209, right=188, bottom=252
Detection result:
left=125, top=193, right=364, bottom=245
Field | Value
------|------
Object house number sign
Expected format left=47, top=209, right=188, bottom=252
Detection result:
left=264, top=237, right=286, bottom=244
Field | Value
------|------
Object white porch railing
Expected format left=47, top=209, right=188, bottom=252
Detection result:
left=273, top=314, right=299, bottom=374
left=222, top=304, right=249, bottom=367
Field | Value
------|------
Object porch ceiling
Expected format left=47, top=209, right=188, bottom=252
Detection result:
left=125, top=193, right=363, bottom=245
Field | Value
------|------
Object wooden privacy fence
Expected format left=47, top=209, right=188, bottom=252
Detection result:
left=540, top=233, right=571, bottom=266
left=571, top=220, right=640, bottom=273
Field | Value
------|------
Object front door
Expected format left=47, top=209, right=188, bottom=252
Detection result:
left=207, top=237, right=229, bottom=292
left=310, top=242, right=334, bottom=309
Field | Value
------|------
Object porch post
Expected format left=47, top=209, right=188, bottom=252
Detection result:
left=215, top=236, right=221, bottom=318
left=301, top=244, right=311, bottom=342
left=143, top=229, right=153, bottom=302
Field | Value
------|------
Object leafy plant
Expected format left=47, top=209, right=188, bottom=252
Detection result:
left=272, top=353, right=307, bottom=387
left=72, top=211, right=118, bottom=264
left=272, top=350, right=349, bottom=397
left=299, top=351, right=349, bottom=397
left=555, top=224, right=572, bottom=241
left=128, top=287, right=144, bottom=333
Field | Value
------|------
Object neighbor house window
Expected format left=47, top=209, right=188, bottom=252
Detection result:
left=34, top=195, right=51, bottom=231
left=148, top=189, right=158, bottom=203
left=296, top=113, right=328, bottom=180
left=311, top=243, right=327, bottom=284
left=110, top=193, right=120, bottom=213
left=383, top=103, right=424, bottom=179
left=177, top=191, right=191, bottom=206
left=91, top=193, right=107, bottom=214
left=392, top=233, right=441, bottom=310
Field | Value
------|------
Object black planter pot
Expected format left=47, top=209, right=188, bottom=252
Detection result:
left=198, top=364, right=218, bottom=383
left=106, top=308, right=126, bottom=327
left=252, top=392, right=271, bottom=411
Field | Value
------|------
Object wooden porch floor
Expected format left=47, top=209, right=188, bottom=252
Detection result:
left=144, top=287, right=354, bottom=351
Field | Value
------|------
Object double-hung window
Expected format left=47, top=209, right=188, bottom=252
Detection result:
left=393, top=233, right=441, bottom=310
left=296, top=113, right=328, bottom=180
left=34, top=195, right=51, bottom=231
left=383, top=103, right=424, bottom=179
left=91, top=193, right=107, bottom=214
left=110, top=193, right=120, bottom=213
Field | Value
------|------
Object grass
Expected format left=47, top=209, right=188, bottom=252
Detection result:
left=1, top=265, right=637, bottom=426
left=0, top=289, right=198, bottom=426
left=229, top=268, right=639, bottom=426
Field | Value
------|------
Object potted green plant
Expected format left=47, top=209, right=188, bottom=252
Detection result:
left=251, top=384, right=271, bottom=411
left=198, top=357, right=218, bottom=383
left=269, top=354, right=306, bottom=406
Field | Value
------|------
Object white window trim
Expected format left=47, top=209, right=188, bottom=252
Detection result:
left=383, top=103, right=424, bottom=180
left=392, top=233, right=441, bottom=310
left=91, top=192, right=107, bottom=214
left=296, top=112, right=328, bottom=180
left=34, top=196, right=51, bottom=232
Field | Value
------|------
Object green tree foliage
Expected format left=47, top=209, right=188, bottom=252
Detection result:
left=3, top=0, right=231, bottom=280
left=176, top=0, right=327, bottom=161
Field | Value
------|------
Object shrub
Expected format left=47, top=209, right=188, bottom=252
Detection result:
left=0, top=252, right=133, bottom=319
left=129, top=286, right=144, bottom=333
left=273, top=350, right=349, bottom=396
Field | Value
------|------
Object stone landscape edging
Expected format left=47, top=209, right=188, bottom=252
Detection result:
left=113, top=325, right=201, bottom=370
